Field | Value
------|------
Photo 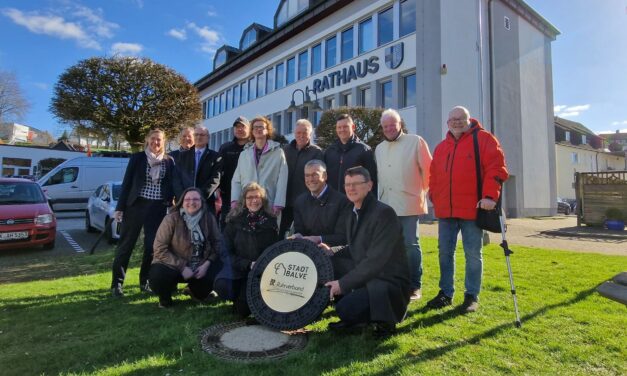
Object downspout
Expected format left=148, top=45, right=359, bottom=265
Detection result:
left=487, top=0, right=495, bottom=134
left=477, top=0, right=486, bottom=124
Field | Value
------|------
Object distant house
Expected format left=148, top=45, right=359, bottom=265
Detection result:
left=599, top=130, right=627, bottom=152
left=554, top=117, right=625, bottom=199
left=0, top=123, right=54, bottom=145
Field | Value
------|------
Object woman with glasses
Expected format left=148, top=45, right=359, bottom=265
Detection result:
left=231, top=116, right=288, bottom=220
left=149, top=187, right=222, bottom=307
left=214, top=182, right=278, bottom=318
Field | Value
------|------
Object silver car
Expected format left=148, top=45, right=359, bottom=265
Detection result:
left=86, top=181, right=121, bottom=243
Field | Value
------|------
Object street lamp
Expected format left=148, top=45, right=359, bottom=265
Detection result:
left=288, top=87, right=322, bottom=112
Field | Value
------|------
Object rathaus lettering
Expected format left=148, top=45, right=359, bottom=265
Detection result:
left=312, top=56, right=379, bottom=94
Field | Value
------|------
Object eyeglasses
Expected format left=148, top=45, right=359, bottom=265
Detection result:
left=252, top=125, right=267, bottom=130
left=344, top=181, right=368, bottom=189
left=183, top=198, right=201, bottom=202
left=447, top=118, right=467, bottom=124
left=246, top=196, right=262, bottom=201
left=194, top=133, right=208, bottom=137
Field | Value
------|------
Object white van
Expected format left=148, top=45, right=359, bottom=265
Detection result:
left=38, top=157, right=129, bottom=211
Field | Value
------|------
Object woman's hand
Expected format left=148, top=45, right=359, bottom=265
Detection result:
left=194, top=261, right=210, bottom=279
left=181, top=267, right=194, bottom=280
left=114, top=211, right=123, bottom=222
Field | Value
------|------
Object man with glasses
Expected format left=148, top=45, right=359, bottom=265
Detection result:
left=180, top=126, right=223, bottom=215
left=427, top=106, right=508, bottom=313
left=375, top=108, right=432, bottom=302
left=321, top=166, right=410, bottom=338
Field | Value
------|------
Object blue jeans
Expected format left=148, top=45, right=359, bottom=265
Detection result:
left=437, top=218, right=483, bottom=298
left=399, top=215, right=422, bottom=290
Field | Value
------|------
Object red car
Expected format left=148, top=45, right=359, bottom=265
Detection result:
left=0, top=178, right=56, bottom=250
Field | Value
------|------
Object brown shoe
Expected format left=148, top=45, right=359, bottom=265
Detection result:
left=409, top=288, right=422, bottom=301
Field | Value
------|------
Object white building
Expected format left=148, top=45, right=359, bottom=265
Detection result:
left=0, top=144, right=85, bottom=177
left=195, top=0, right=559, bottom=217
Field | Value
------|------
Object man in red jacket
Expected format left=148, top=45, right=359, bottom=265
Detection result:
left=427, top=106, right=508, bottom=313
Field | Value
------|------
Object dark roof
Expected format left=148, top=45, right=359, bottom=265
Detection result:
left=599, top=131, right=627, bottom=140
left=554, top=117, right=597, bottom=138
left=51, top=140, right=77, bottom=151
left=239, top=23, right=273, bottom=50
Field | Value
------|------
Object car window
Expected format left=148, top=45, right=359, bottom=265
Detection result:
left=0, top=182, right=46, bottom=204
left=46, top=167, right=79, bottom=186
left=93, top=186, right=103, bottom=197
left=112, top=184, right=121, bottom=200
left=101, top=185, right=110, bottom=201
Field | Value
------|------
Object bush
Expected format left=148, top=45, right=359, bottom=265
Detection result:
left=604, top=208, right=624, bottom=221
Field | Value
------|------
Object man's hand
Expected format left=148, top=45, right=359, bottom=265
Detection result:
left=181, top=267, right=194, bottom=280
left=477, top=198, right=497, bottom=210
left=303, top=235, right=322, bottom=244
left=272, top=206, right=283, bottom=215
left=325, top=280, right=341, bottom=300
left=114, top=211, right=123, bottom=222
left=288, top=233, right=303, bottom=240
left=318, top=242, right=334, bottom=256
left=193, top=261, right=210, bottom=279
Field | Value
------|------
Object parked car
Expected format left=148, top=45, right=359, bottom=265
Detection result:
left=38, top=157, right=129, bottom=211
left=557, top=199, right=571, bottom=215
left=0, top=178, right=56, bottom=250
left=86, top=181, right=121, bottom=243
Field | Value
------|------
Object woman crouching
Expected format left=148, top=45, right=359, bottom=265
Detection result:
left=150, top=187, right=222, bottom=307
left=214, top=182, right=279, bottom=318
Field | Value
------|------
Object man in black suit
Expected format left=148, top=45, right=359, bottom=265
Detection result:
left=180, top=126, right=222, bottom=215
left=321, top=166, right=410, bottom=338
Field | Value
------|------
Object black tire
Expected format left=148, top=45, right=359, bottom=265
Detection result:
left=105, top=217, right=116, bottom=244
left=43, top=238, right=55, bottom=250
left=85, top=211, right=97, bottom=233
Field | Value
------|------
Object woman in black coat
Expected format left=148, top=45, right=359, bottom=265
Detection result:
left=110, top=129, right=184, bottom=297
left=214, top=182, right=278, bottom=317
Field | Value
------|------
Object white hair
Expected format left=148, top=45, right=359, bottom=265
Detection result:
left=380, top=108, right=401, bottom=124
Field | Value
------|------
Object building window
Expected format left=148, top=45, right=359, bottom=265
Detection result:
left=341, top=92, right=352, bottom=106
left=241, top=29, right=257, bottom=50
left=225, top=89, right=231, bottom=111
left=275, top=113, right=282, bottom=135
left=378, top=7, right=394, bottom=46
left=233, top=85, right=240, bottom=108
left=286, top=112, right=294, bottom=134
left=571, top=152, right=579, bottom=164
left=565, top=131, right=571, bottom=142
left=257, top=72, right=265, bottom=97
left=275, top=62, right=285, bottom=89
left=311, top=43, right=322, bottom=74
left=402, top=73, right=416, bottom=108
left=582, top=135, right=587, bottom=145
left=325, top=96, right=335, bottom=109
left=202, top=101, right=207, bottom=120
left=240, top=82, right=248, bottom=105
left=266, top=67, right=275, bottom=94
left=341, top=27, right=354, bottom=62
left=214, top=50, right=226, bottom=69
left=208, top=98, right=214, bottom=117
left=381, top=80, right=392, bottom=108
left=359, top=86, right=371, bottom=106
left=298, top=50, right=309, bottom=80
left=286, top=57, right=296, bottom=85
left=277, top=0, right=308, bottom=27
left=248, top=77, right=257, bottom=101
left=325, top=36, right=337, bottom=69
left=218, top=92, right=224, bottom=114
left=400, top=0, right=416, bottom=37
left=358, top=18, right=373, bottom=54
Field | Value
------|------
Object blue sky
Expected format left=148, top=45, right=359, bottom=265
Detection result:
left=1, top=0, right=625, bottom=137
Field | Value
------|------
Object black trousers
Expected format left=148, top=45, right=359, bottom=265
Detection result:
left=278, top=206, right=294, bottom=238
left=335, top=287, right=371, bottom=325
left=111, top=198, right=166, bottom=288
left=149, top=262, right=220, bottom=302
left=214, top=277, right=250, bottom=317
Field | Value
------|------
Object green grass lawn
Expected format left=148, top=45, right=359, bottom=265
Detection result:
left=0, top=238, right=625, bottom=375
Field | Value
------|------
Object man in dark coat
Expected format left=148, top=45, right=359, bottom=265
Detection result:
left=323, top=114, right=377, bottom=194
left=218, top=116, right=250, bottom=228
left=322, top=166, right=410, bottom=337
left=292, top=159, right=350, bottom=247
left=169, top=127, right=194, bottom=167
left=280, top=119, right=323, bottom=237
left=179, top=126, right=222, bottom=215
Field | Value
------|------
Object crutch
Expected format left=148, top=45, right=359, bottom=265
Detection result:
left=498, top=208, right=522, bottom=328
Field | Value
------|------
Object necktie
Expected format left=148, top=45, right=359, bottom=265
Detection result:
left=195, top=150, right=202, bottom=177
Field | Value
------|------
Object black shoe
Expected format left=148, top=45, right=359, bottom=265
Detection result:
left=111, top=284, right=124, bottom=297
left=461, top=294, right=479, bottom=313
left=158, top=296, right=173, bottom=308
left=372, top=322, right=396, bottom=339
left=426, top=290, right=453, bottom=309
left=328, top=321, right=367, bottom=333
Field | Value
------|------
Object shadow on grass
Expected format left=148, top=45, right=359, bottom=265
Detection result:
left=370, top=287, right=597, bottom=375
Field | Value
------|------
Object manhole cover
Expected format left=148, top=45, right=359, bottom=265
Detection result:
left=200, top=321, right=308, bottom=362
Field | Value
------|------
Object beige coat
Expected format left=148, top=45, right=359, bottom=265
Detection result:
left=375, top=133, right=432, bottom=216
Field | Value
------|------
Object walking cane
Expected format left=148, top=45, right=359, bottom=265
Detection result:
left=498, top=209, right=522, bottom=328
left=89, top=217, right=114, bottom=255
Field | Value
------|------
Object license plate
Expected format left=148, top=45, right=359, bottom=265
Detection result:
left=0, top=231, right=29, bottom=241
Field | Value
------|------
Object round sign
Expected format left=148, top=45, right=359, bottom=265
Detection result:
left=247, top=239, right=333, bottom=330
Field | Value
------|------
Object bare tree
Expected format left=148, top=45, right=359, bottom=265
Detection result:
left=0, top=70, right=30, bottom=122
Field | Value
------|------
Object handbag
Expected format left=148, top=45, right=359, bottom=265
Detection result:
left=472, top=129, right=503, bottom=233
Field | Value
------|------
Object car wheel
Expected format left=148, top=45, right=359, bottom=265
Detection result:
left=85, top=210, right=97, bottom=233
left=565, top=206, right=570, bottom=215
left=43, top=238, right=55, bottom=250
left=105, top=217, right=116, bottom=244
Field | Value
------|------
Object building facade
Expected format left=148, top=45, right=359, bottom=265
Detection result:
left=194, top=0, right=559, bottom=217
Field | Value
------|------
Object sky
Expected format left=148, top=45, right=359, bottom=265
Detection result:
left=0, top=0, right=626, bottom=138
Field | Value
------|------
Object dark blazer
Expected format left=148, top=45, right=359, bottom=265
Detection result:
left=218, top=139, right=247, bottom=205
left=180, top=146, right=223, bottom=208
left=323, top=134, right=377, bottom=194
left=282, top=140, right=323, bottom=206
left=116, top=151, right=183, bottom=211
left=334, top=193, right=410, bottom=324
left=293, top=186, right=351, bottom=246
left=216, top=211, right=278, bottom=280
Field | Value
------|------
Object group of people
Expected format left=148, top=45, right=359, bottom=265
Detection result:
left=109, top=105, right=508, bottom=337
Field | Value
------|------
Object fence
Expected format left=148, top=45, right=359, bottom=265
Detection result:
left=575, top=171, right=627, bottom=226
